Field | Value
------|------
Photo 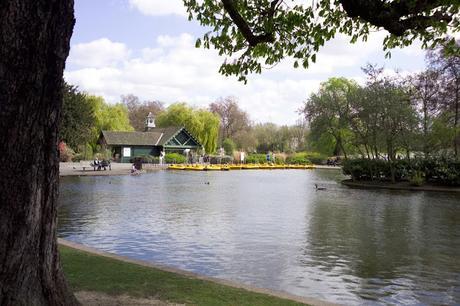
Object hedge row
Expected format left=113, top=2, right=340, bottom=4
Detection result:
left=165, top=153, right=186, bottom=164
left=342, top=158, right=460, bottom=186
left=243, top=152, right=327, bottom=165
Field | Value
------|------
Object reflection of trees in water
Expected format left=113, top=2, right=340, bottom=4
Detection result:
left=302, top=193, right=460, bottom=302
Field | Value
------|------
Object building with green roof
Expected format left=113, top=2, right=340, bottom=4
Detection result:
left=98, top=113, right=202, bottom=162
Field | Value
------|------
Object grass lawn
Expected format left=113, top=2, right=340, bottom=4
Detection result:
left=60, top=245, right=306, bottom=306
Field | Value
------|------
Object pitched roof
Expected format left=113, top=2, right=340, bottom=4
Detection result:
left=100, top=126, right=201, bottom=147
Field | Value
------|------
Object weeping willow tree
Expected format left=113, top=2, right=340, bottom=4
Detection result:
left=196, top=109, right=220, bottom=154
left=87, top=95, right=134, bottom=149
left=156, top=103, right=220, bottom=153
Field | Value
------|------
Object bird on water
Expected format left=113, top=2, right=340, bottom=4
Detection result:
left=314, top=184, right=326, bottom=190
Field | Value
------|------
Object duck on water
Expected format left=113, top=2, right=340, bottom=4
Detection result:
left=314, top=184, right=326, bottom=190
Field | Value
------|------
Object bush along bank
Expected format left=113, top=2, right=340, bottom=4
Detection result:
left=342, top=157, right=460, bottom=186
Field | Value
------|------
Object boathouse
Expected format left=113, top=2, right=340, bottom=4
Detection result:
left=98, top=113, right=202, bottom=162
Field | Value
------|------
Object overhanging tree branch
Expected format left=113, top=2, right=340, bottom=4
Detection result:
left=221, top=0, right=277, bottom=46
left=339, top=0, right=453, bottom=36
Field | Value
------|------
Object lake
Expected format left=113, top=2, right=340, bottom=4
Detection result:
left=58, top=169, right=460, bottom=305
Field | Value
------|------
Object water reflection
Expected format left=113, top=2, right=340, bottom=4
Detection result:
left=58, top=170, right=460, bottom=305
left=303, top=189, right=460, bottom=305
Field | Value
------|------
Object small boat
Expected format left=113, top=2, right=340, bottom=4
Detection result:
left=229, top=164, right=242, bottom=170
left=204, top=165, right=221, bottom=171
left=168, top=164, right=185, bottom=170
left=242, top=164, right=259, bottom=170
left=184, top=164, right=205, bottom=171
left=220, top=165, right=231, bottom=171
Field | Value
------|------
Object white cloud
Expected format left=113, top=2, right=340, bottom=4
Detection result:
left=129, top=0, right=187, bottom=16
left=65, top=32, right=425, bottom=125
left=69, top=38, right=130, bottom=68
left=396, top=40, right=424, bottom=57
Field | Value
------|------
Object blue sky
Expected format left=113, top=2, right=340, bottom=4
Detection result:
left=66, top=0, right=428, bottom=125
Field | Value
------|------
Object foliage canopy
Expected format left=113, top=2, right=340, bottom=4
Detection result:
left=156, top=103, right=220, bottom=153
left=184, top=0, right=460, bottom=81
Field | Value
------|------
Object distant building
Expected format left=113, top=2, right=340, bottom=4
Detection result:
left=98, top=113, right=202, bottom=162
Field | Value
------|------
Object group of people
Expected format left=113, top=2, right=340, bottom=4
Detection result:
left=326, top=157, right=341, bottom=166
left=92, top=157, right=111, bottom=171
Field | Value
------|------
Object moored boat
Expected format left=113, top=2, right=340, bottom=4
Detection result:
left=168, top=164, right=186, bottom=170
left=185, top=164, right=205, bottom=171
left=204, top=165, right=221, bottom=171
left=220, top=164, right=231, bottom=171
left=242, top=164, right=259, bottom=170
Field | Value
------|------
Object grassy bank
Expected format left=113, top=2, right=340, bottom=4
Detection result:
left=60, top=245, right=306, bottom=306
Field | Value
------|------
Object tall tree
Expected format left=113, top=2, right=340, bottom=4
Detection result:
left=89, top=95, right=134, bottom=149
left=60, top=82, right=95, bottom=150
left=301, top=78, right=358, bottom=158
left=407, top=70, right=440, bottom=156
left=0, top=1, right=78, bottom=305
left=428, top=43, right=460, bottom=157
left=209, top=96, right=250, bottom=142
left=233, top=129, right=257, bottom=152
left=156, top=103, right=220, bottom=153
left=253, top=123, right=280, bottom=152
left=122, top=94, right=164, bottom=131
left=348, top=67, right=419, bottom=162
left=184, top=0, right=459, bottom=81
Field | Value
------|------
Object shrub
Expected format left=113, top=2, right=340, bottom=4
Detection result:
left=273, top=153, right=286, bottom=164
left=209, top=155, right=233, bottom=164
left=286, top=152, right=312, bottom=165
left=286, top=152, right=326, bottom=165
left=222, top=138, right=236, bottom=156
left=165, top=153, right=186, bottom=164
left=342, top=157, right=460, bottom=186
left=304, top=152, right=328, bottom=165
left=137, top=155, right=159, bottom=164
left=76, top=143, right=93, bottom=160
left=409, top=170, right=425, bottom=186
left=246, top=154, right=267, bottom=164
left=59, top=141, right=74, bottom=162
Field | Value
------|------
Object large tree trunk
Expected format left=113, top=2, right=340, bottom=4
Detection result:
left=0, top=1, right=77, bottom=305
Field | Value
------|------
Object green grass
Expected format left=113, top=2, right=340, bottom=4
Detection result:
left=60, top=245, right=306, bottom=306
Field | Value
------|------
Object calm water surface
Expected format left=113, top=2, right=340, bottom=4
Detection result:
left=58, top=170, right=460, bottom=305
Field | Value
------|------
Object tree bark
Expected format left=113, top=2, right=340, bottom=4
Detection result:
left=0, top=1, right=77, bottom=305
left=454, top=82, right=459, bottom=158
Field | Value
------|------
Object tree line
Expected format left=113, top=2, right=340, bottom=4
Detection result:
left=301, top=44, right=460, bottom=161
left=60, top=89, right=313, bottom=160
left=61, top=42, right=459, bottom=163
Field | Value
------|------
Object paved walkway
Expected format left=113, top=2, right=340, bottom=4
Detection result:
left=59, top=162, right=166, bottom=177
left=60, top=162, right=341, bottom=177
